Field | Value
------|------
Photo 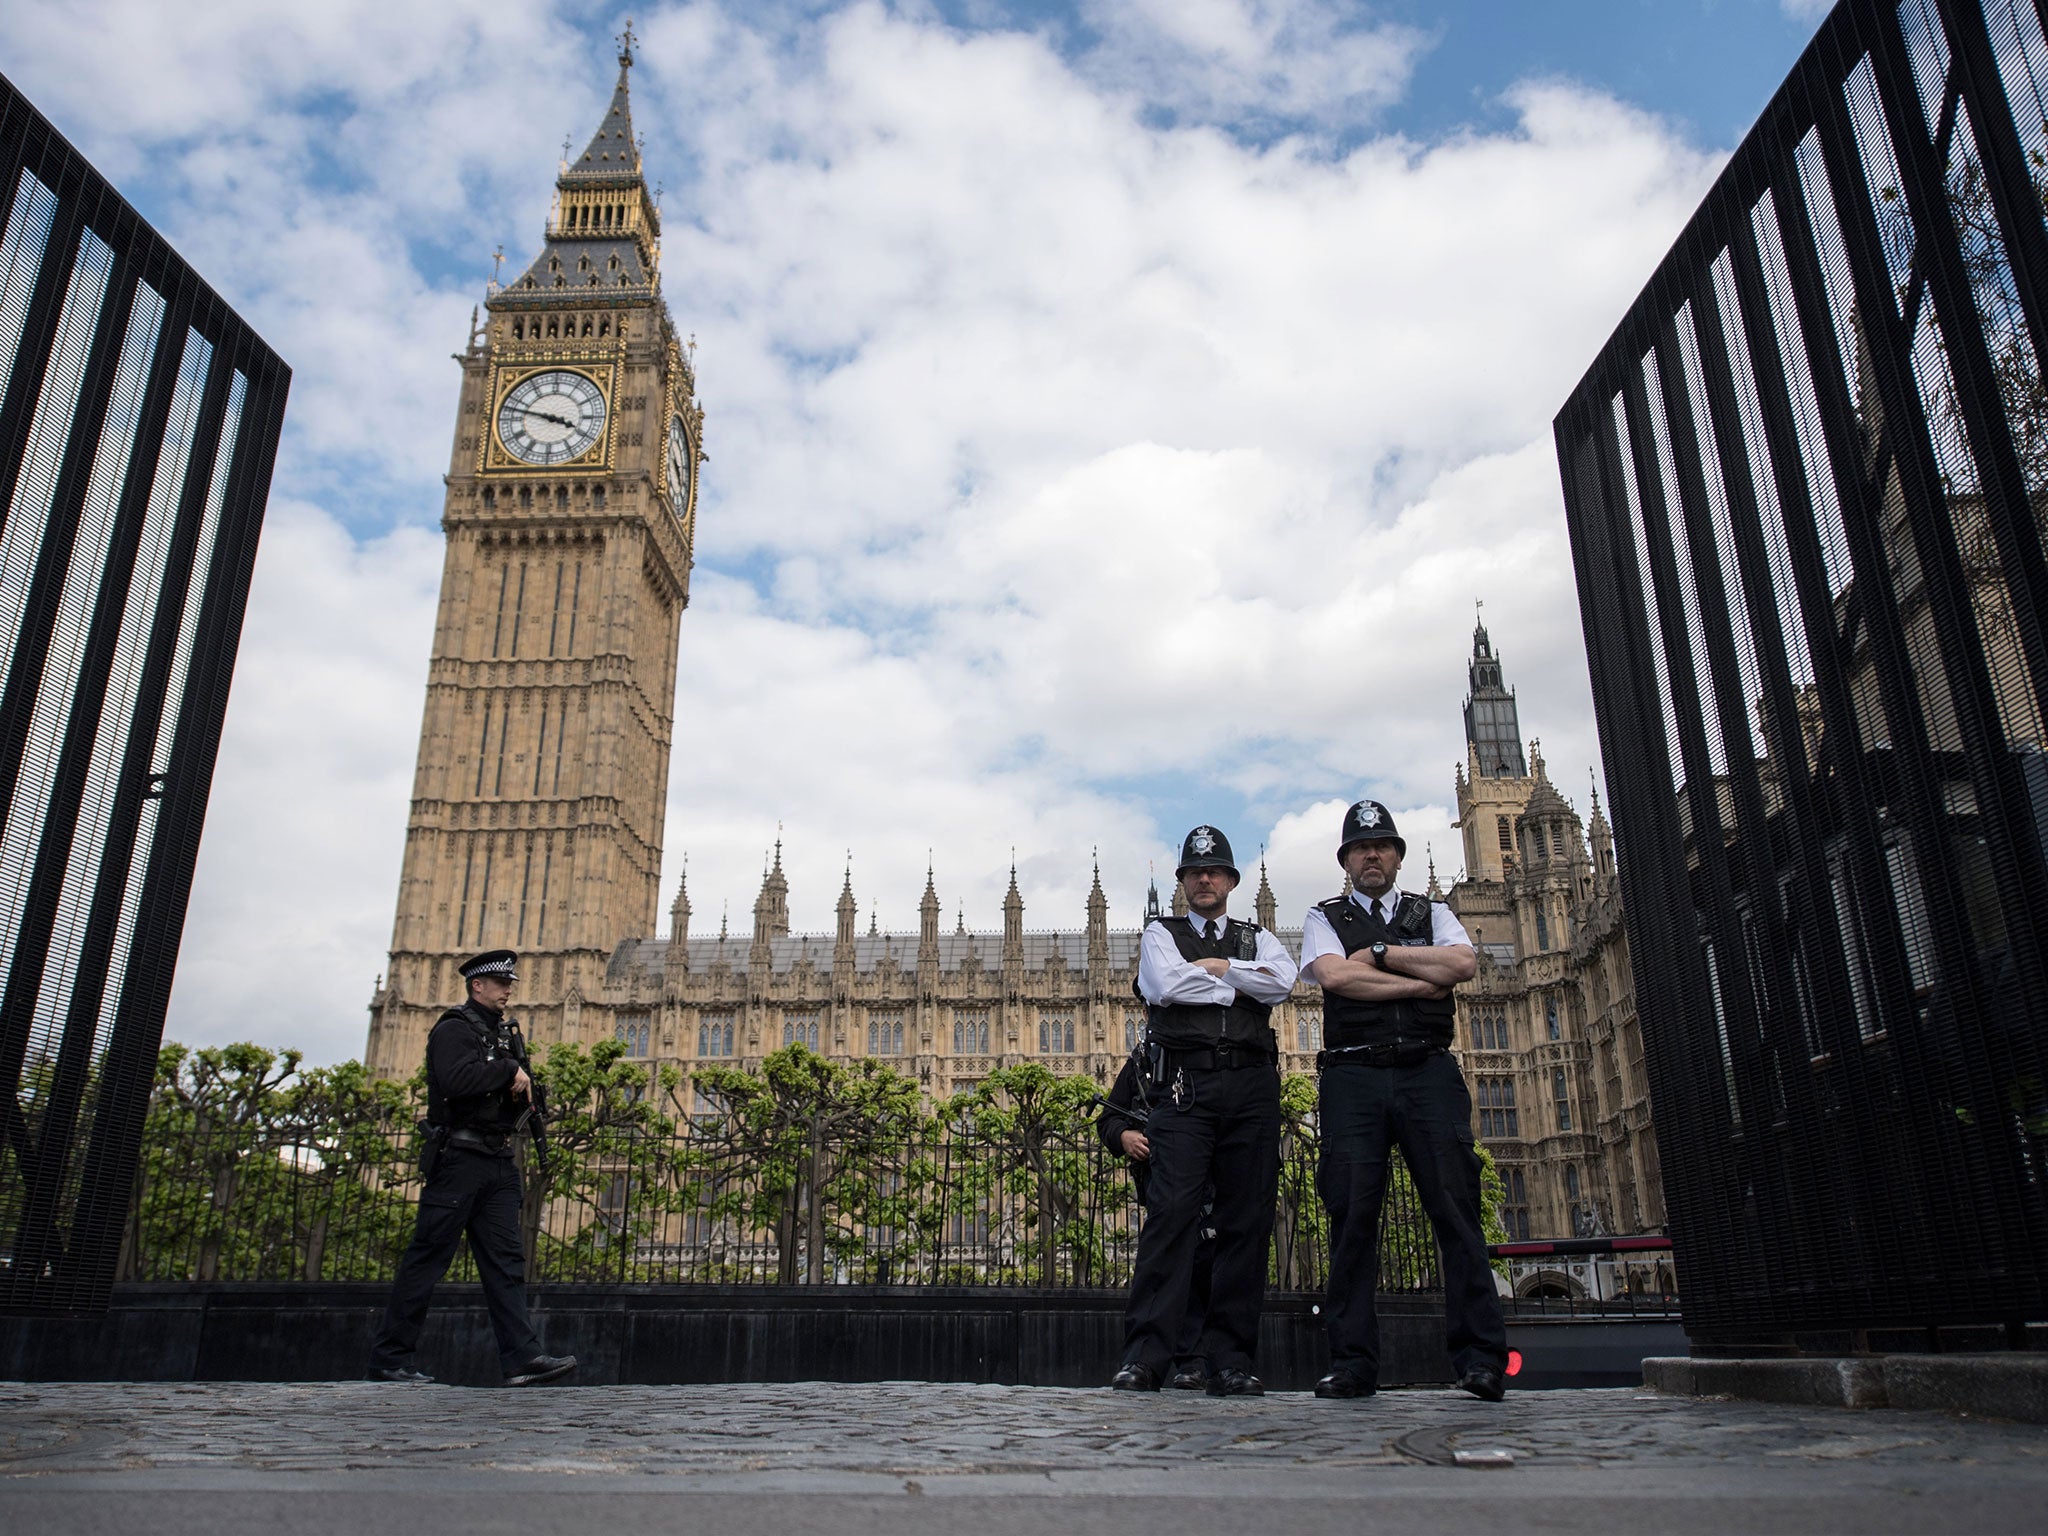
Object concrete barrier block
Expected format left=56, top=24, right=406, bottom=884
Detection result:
left=1642, top=1356, right=1887, bottom=1408
left=1881, top=1354, right=2048, bottom=1425
left=1641, top=1356, right=1694, bottom=1396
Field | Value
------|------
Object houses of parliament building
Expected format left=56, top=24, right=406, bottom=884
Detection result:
left=363, top=39, right=1664, bottom=1250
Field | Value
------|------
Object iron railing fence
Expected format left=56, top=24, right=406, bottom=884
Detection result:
left=106, top=1116, right=1465, bottom=1293
left=1556, top=0, right=2048, bottom=1343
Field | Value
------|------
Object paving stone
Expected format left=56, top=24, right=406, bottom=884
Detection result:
left=4, top=1378, right=2047, bottom=1483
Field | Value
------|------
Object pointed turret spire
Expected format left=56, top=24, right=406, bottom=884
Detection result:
left=570, top=29, right=644, bottom=180
left=502, top=28, right=662, bottom=299
left=1587, top=770, right=1615, bottom=883
left=1144, top=865, right=1162, bottom=926
left=663, top=857, right=691, bottom=979
left=836, top=853, right=857, bottom=952
left=1463, top=605, right=1527, bottom=779
left=1254, top=853, right=1277, bottom=929
left=1003, top=853, right=1024, bottom=957
left=754, top=837, right=790, bottom=940
left=1426, top=844, right=1445, bottom=900
left=1087, top=851, right=1110, bottom=966
left=668, top=856, right=691, bottom=942
left=919, top=854, right=941, bottom=961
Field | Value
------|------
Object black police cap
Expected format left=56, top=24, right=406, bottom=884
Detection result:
left=1176, top=825, right=1239, bottom=880
left=1338, top=799, right=1406, bottom=860
left=459, top=949, right=519, bottom=983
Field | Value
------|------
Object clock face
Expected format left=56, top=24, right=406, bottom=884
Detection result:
left=665, top=413, right=694, bottom=512
left=497, top=370, right=607, bottom=465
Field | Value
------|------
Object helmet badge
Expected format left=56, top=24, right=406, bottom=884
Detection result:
left=1191, top=827, right=1216, bottom=855
left=1356, top=802, right=1382, bottom=829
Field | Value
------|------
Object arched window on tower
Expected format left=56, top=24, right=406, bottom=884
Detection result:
left=1534, top=908, right=1549, bottom=951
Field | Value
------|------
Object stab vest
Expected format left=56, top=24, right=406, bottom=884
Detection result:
left=1143, top=915, right=1276, bottom=1051
left=424, top=1002, right=526, bottom=1133
left=1317, top=893, right=1457, bottom=1050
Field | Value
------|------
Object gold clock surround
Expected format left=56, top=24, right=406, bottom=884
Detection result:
left=481, top=357, right=622, bottom=474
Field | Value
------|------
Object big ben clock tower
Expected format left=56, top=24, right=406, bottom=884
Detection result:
left=366, top=31, right=702, bottom=1075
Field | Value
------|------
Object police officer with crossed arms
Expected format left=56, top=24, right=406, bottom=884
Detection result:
left=1112, top=825, right=1298, bottom=1395
left=367, top=949, right=577, bottom=1387
left=1301, top=800, right=1509, bottom=1402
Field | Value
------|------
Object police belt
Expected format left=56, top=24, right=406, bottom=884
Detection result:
left=442, top=1126, right=514, bottom=1156
left=1160, top=1041, right=1276, bottom=1071
left=1316, top=1041, right=1445, bottom=1070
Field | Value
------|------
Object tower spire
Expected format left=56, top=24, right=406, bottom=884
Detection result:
left=1463, top=605, right=1527, bottom=780
left=503, top=32, right=662, bottom=297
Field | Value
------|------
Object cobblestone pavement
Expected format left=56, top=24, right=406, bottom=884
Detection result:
left=4, top=1380, right=2046, bottom=1535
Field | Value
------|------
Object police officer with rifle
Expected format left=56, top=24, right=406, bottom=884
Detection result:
left=367, top=949, right=577, bottom=1387
left=1112, top=826, right=1297, bottom=1395
left=1301, top=801, right=1508, bottom=1402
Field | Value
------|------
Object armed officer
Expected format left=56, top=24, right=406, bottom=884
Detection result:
left=1112, top=826, right=1297, bottom=1396
left=1098, top=1047, right=1216, bottom=1390
left=1301, top=800, right=1508, bottom=1402
left=367, top=949, right=577, bottom=1387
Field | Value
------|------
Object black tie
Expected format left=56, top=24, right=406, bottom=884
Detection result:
left=1373, top=899, right=1386, bottom=925
left=1205, top=920, right=1217, bottom=942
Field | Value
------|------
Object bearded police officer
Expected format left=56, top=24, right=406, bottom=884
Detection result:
left=1302, top=800, right=1508, bottom=1402
left=1112, top=826, right=1298, bottom=1396
left=367, top=949, right=577, bottom=1387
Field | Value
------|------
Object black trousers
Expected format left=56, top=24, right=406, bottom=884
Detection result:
left=1121, top=1063, right=1280, bottom=1375
left=369, top=1147, right=543, bottom=1374
left=1318, top=1051, right=1507, bottom=1386
left=1173, top=1225, right=1217, bottom=1366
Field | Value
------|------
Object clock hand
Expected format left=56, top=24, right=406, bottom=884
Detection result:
left=517, top=407, right=580, bottom=430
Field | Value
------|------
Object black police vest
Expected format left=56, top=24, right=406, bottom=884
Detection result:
left=424, top=1003, right=525, bottom=1132
left=1317, top=893, right=1457, bottom=1050
left=1145, top=915, right=1276, bottom=1051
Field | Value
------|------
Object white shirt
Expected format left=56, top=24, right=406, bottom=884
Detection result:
left=1299, top=888, right=1471, bottom=969
left=1137, top=914, right=1300, bottom=1007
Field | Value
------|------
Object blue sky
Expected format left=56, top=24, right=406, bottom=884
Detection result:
left=0, top=0, right=1832, bottom=1063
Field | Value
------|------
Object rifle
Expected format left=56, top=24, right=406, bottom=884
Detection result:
left=508, top=1021, right=553, bottom=1181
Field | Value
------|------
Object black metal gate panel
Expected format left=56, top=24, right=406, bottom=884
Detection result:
left=0, top=73, right=289, bottom=1315
left=1557, top=0, right=2048, bottom=1346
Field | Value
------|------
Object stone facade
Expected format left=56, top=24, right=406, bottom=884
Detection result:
left=601, top=853, right=1329, bottom=1096
left=365, top=40, right=703, bottom=1080
left=1447, top=621, right=1663, bottom=1252
left=592, top=623, right=1666, bottom=1251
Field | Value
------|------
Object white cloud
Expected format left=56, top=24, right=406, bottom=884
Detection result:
left=0, top=2, right=1719, bottom=1064
left=1779, top=0, right=1837, bottom=27
left=165, top=502, right=442, bottom=1064
left=1076, top=0, right=1428, bottom=128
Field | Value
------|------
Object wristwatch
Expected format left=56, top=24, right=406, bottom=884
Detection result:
left=1370, top=942, right=1388, bottom=969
